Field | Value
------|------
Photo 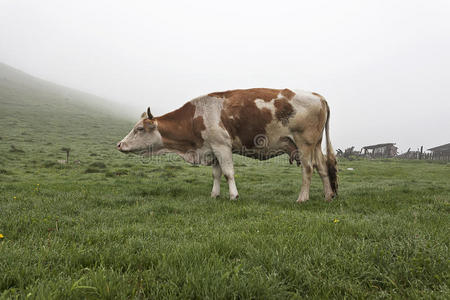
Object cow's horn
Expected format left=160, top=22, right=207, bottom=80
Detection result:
left=147, top=107, right=153, bottom=119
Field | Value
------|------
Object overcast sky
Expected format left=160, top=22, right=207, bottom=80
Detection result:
left=1, top=0, right=449, bottom=151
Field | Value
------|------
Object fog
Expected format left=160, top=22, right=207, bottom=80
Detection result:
left=1, top=0, right=449, bottom=151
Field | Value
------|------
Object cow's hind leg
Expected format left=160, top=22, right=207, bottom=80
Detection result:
left=211, top=160, right=222, bottom=198
left=314, top=144, right=334, bottom=201
left=295, top=142, right=314, bottom=203
left=212, top=145, right=239, bottom=200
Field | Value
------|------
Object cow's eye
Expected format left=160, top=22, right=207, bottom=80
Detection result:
left=136, top=127, right=144, bottom=132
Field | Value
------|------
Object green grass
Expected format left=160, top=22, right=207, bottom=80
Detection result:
left=0, top=63, right=449, bottom=298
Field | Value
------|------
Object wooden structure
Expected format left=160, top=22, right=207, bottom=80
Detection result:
left=336, top=146, right=360, bottom=158
left=428, top=143, right=450, bottom=161
left=361, top=143, right=398, bottom=158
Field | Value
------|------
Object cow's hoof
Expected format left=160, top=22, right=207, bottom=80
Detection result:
left=230, top=194, right=239, bottom=200
left=296, top=197, right=309, bottom=203
left=211, top=192, right=220, bottom=198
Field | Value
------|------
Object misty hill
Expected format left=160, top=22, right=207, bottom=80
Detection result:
left=0, top=62, right=133, bottom=165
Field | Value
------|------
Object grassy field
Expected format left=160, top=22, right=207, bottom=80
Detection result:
left=0, top=63, right=449, bottom=299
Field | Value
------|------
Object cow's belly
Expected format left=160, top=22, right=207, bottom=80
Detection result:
left=177, top=146, right=216, bottom=166
left=224, top=113, right=299, bottom=161
left=233, top=147, right=286, bottom=160
left=231, top=131, right=297, bottom=161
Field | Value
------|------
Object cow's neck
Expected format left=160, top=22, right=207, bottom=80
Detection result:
left=154, top=103, right=198, bottom=156
left=155, top=120, right=191, bottom=155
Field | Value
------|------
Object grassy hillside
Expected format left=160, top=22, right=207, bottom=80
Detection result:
left=0, top=64, right=449, bottom=299
left=0, top=62, right=133, bottom=152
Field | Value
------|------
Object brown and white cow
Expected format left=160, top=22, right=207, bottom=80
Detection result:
left=117, top=88, right=338, bottom=202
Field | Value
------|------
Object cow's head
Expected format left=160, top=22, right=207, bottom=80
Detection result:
left=116, top=107, right=163, bottom=155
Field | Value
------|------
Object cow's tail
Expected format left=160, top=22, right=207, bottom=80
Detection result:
left=324, top=101, right=338, bottom=195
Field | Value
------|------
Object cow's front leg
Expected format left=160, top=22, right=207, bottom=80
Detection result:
left=211, top=161, right=222, bottom=198
left=213, top=146, right=239, bottom=200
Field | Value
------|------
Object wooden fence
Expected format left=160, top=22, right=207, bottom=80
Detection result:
left=397, top=152, right=450, bottom=161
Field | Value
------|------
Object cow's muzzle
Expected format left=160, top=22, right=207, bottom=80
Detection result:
left=116, top=142, right=128, bottom=152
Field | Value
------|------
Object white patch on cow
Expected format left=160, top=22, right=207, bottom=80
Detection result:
left=292, top=89, right=313, bottom=98
left=192, top=96, right=223, bottom=132
left=291, top=89, right=321, bottom=109
left=192, top=96, right=231, bottom=145
left=211, top=163, right=222, bottom=197
left=254, top=98, right=275, bottom=114
left=290, top=90, right=323, bottom=127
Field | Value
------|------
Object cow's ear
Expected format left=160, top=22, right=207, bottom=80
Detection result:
left=147, top=107, right=154, bottom=119
left=140, top=111, right=147, bottom=118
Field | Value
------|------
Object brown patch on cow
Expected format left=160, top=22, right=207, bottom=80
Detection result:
left=192, top=116, right=206, bottom=138
left=209, top=88, right=294, bottom=103
left=219, top=97, right=272, bottom=149
left=209, top=88, right=278, bottom=102
left=281, top=88, right=295, bottom=99
left=155, top=102, right=206, bottom=153
left=274, top=98, right=295, bottom=126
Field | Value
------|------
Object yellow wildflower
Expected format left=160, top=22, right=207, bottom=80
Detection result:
left=13, top=196, right=16, bottom=200
left=0, top=234, right=4, bottom=239
left=333, top=218, right=340, bottom=223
